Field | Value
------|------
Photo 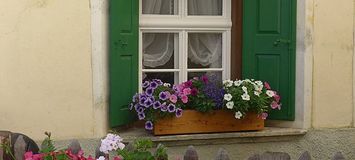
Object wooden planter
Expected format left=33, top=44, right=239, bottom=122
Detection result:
left=153, top=110, right=264, bottom=136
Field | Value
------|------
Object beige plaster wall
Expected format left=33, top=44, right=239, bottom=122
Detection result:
left=0, top=0, right=100, bottom=140
left=311, top=0, right=354, bottom=128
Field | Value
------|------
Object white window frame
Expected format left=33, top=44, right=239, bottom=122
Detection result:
left=138, top=0, right=232, bottom=90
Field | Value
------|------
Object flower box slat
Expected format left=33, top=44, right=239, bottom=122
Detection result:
left=153, top=110, right=264, bottom=136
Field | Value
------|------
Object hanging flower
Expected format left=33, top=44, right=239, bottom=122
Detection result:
left=234, top=80, right=242, bottom=86
left=175, top=108, right=183, bottom=118
left=266, top=90, right=275, bottom=97
left=235, top=111, right=243, bottom=119
left=145, top=121, right=154, bottom=130
left=167, top=104, right=176, bottom=113
left=226, top=101, right=234, bottom=109
left=153, top=101, right=161, bottom=109
left=264, top=82, right=271, bottom=90
left=241, top=93, right=250, bottom=101
left=224, top=94, right=233, bottom=101
left=181, top=95, right=189, bottom=104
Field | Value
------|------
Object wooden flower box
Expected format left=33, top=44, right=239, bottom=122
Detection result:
left=153, top=110, right=264, bottom=136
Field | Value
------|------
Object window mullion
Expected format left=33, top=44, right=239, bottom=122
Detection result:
left=180, top=30, right=187, bottom=83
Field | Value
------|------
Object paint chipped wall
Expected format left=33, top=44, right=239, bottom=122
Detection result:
left=311, top=0, right=354, bottom=128
left=0, top=0, right=96, bottom=140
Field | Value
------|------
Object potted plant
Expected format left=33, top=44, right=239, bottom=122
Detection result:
left=130, top=75, right=281, bottom=135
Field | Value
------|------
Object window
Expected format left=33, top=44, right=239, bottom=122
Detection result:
left=139, top=0, right=232, bottom=88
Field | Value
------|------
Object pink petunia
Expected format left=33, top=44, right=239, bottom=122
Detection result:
left=264, top=82, right=271, bottom=90
left=271, top=101, right=281, bottom=110
left=183, top=88, right=191, bottom=95
left=169, top=94, right=178, bottom=103
left=274, top=94, right=281, bottom=103
left=181, top=95, right=189, bottom=104
left=261, top=113, right=268, bottom=120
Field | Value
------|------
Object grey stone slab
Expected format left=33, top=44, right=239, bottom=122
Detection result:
left=119, top=127, right=307, bottom=146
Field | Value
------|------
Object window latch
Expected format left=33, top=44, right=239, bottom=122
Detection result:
left=273, top=38, right=291, bottom=46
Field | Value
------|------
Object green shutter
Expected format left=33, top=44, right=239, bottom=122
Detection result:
left=109, top=0, right=139, bottom=127
left=242, top=0, right=296, bottom=120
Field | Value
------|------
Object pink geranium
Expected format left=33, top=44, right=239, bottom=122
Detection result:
left=181, top=95, right=189, bottom=104
left=183, top=88, right=191, bottom=95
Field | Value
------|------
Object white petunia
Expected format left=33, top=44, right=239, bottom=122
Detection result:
left=235, top=111, right=243, bottom=119
left=97, top=156, right=105, bottom=160
left=254, top=91, right=260, bottom=96
left=242, top=86, right=248, bottom=93
left=241, top=93, right=250, bottom=101
left=163, top=83, right=171, bottom=87
left=224, top=94, right=233, bottom=101
left=266, top=90, right=275, bottom=97
left=255, top=81, right=263, bottom=86
left=226, top=101, right=234, bottom=109
left=234, top=80, right=242, bottom=86
left=223, top=80, right=233, bottom=87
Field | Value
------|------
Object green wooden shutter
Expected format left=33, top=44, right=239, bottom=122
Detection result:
left=109, top=0, right=139, bottom=127
left=242, top=0, right=296, bottom=120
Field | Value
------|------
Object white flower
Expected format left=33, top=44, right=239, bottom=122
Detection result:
left=226, top=101, right=234, bottom=109
left=255, top=81, right=263, bottom=86
left=244, top=79, right=252, bottom=83
left=266, top=90, right=275, bottom=97
left=224, top=94, right=233, bottom=101
left=242, top=86, right=248, bottom=93
left=234, top=80, right=242, bottom=86
left=241, top=93, right=250, bottom=101
left=223, top=80, right=233, bottom=87
left=163, top=83, right=171, bottom=87
left=235, top=111, right=243, bottom=119
left=99, top=133, right=125, bottom=154
left=254, top=91, right=260, bottom=96
left=97, top=156, right=105, bottom=160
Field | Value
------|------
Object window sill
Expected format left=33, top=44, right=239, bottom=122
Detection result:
left=119, top=127, right=307, bottom=146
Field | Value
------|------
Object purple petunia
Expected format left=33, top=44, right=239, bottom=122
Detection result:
left=132, top=93, right=138, bottom=102
left=138, top=112, right=145, bottom=120
left=153, top=79, right=163, bottom=85
left=145, top=121, right=153, bottom=130
left=153, top=101, right=161, bottom=109
left=142, top=81, right=150, bottom=88
left=159, top=91, right=169, bottom=101
left=145, top=87, right=154, bottom=96
left=139, top=97, right=147, bottom=106
left=137, top=106, right=145, bottom=113
left=150, top=81, right=158, bottom=89
left=160, top=103, right=168, bottom=112
left=167, top=104, right=176, bottom=113
left=175, top=108, right=183, bottom=118
left=144, top=98, right=153, bottom=108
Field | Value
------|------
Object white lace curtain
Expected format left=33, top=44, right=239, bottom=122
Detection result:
left=143, top=0, right=222, bottom=68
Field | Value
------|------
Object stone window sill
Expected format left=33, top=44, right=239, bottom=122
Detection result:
left=119, top=127, right=307, bottom=146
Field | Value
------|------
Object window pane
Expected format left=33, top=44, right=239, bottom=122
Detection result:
left=188, top=0, right=222, bottom=16
left=188, top=33, right=222, bottom=69
left=142, top=0, right=178, bottom=15
left=143, top=33, right=178, bottom=69
left=188, top=71, right=222, bottom=82
left=143, top=72, right=178, bottom=84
